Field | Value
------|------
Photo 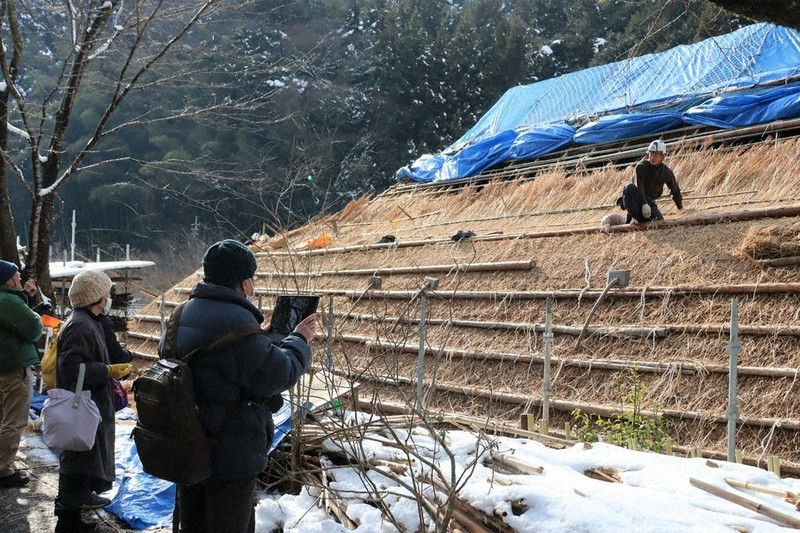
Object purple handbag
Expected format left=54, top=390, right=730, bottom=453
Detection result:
left=112, top=379, right=129, bottom=411
left=41, top=364, right=101, bottom=451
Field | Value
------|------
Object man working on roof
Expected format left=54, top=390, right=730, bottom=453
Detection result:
left=620, top=140, right=683, bottom=223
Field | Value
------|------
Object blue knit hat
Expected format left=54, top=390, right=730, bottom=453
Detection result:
left=202, top=239, right=257, bottom=288
left=0, top=260, right=18, bottom=284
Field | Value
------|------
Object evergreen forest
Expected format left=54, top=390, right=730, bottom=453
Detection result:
left=6, top=0, right=741, bottom=265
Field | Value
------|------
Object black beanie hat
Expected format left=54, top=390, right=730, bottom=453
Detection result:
left=202, top=239, right=257, bottom=288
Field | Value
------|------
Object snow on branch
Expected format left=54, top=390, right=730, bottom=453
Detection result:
left=7, top=122, right=30, bottom=141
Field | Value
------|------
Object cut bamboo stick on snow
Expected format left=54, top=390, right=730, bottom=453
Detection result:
left=726, top=478, right=800, bottom=500
left=487, top=453, right=544, bottom=476
left=690, top=478, right=800, bottom=529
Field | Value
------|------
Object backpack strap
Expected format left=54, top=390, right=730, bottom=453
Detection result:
left=160, top=302, right=187, bottom=361
left=181, top=323, right=266, bottom=363
left=175, top=321, right=267, bottom=443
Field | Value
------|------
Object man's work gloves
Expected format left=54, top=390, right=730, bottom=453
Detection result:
left=108, top=363, right=133, bottom=379
left=641, top=204, right=652, bottom=219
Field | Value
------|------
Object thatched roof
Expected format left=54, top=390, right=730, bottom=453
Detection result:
left=127, top=127, right=800, bottom=473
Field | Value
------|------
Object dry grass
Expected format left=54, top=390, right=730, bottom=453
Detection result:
left=739, top=221, right=800, bottom=259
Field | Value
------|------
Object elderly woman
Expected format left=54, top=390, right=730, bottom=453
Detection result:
left=54, top=270, right=130, bottom=532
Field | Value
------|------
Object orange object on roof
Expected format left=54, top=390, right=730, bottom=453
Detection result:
left=298, top=235, right=333, bottom=250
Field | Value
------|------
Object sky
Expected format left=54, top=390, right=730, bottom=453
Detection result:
left=20, top=408, right=800, bottom=533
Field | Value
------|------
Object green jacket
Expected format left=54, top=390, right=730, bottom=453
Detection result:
left=0, top=285, right=43, bottom=373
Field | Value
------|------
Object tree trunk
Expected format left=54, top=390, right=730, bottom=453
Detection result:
left=0, top=33, right=17, bottom=263
left=0, top=150, right=17, bottom=263
left=28, top=194, right=53, bottom=294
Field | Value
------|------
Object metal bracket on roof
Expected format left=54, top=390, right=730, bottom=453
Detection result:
left=368, top=276, right=382, bottom=290
left=576, top=269, right=630, bottom=350
left=607, top=269, right=630, bottom=289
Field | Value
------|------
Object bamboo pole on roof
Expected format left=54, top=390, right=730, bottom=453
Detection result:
left=344, top=313, right=668, bottom=337
left=255, top=204, right=800, bottom=258
left=293, top=282, right=800, bottom=300
left=256, top=259, right=535, bottom=278
left=758, top=256, right=800, bottom=267
left=333, top=311, right=800, bottom=337
left=328, top=333, right=800, bottom=379
left=332, top=366, right=800, bottom=431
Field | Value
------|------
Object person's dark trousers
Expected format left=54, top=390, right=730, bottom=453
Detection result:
left=55, top=474, right=95, bottom=532
left=174, top=476, right=257, bottom=533
left=622, top=183, right=663, bottom=222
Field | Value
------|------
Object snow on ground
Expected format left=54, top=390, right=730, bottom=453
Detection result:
left=253, top=426, right=800, bottom=532
left=19, top=408, right=800, bottom=532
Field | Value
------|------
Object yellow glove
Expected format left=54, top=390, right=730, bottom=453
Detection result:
left=107, top=363, right=132, bottom=380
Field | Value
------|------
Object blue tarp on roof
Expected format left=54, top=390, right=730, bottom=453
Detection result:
left=573, top=113, right=684, bottom=145
left=682, top=84, right=800, bottom=128
left=397, top=23, right=800, bottom=183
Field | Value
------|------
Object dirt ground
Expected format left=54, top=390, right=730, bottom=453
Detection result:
left=0, top=423, right=162, bottom=533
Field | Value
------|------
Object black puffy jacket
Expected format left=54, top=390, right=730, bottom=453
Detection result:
left=161, top=282, right=311, bottom=480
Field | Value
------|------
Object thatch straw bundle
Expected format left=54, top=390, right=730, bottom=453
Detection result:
left=739, top=221, right=800, bottom=259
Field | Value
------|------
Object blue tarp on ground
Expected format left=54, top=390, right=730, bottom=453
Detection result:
left=397, top=23, right=800, bottom=183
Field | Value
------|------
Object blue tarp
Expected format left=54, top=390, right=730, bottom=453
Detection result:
left=574, top=113, right=684, bottom=145
left=106, top=432, right=175, bottom=530
left=397, top=23, right=800, bottom=183
left=682, top=84, right=800, bottom=129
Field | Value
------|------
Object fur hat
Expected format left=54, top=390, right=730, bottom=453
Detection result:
left=0, top=260, right=18, bottom=284
left=202, top=239, right=257, bottom=288
left=69, top=270, right=112, bottom=308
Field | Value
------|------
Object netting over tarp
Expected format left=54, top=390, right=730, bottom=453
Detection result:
left=397, top=23, right=800, bottom=183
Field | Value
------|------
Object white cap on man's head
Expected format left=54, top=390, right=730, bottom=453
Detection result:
left=647, top=140, right=667, bottom=154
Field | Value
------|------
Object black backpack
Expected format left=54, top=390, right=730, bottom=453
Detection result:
left=132, top=303, right=263, bottom=485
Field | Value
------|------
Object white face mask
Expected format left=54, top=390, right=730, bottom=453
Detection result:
left=243, top=278, right=255, bottom=302
left=103, top=296, right=113, bottom=315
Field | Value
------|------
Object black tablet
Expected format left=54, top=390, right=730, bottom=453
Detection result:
left=268, top=294, right=319, bottom=343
